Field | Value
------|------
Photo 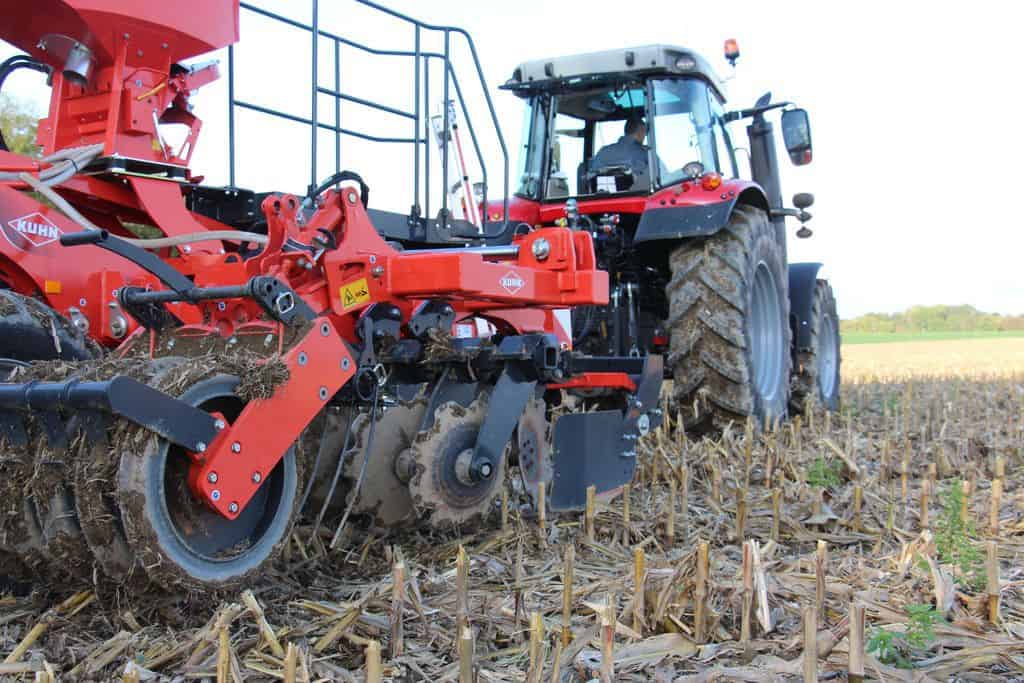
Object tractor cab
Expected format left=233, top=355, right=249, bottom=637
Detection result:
left=500, top=45, right=839, bottom=432
left=502, top=46, right=733, bottom=204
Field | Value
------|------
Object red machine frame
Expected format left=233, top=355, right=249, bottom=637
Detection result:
left=0, top=0, right=651, bottom=524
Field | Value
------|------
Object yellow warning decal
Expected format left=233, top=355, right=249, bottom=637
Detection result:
left=340, top=277, right=371, bottom=310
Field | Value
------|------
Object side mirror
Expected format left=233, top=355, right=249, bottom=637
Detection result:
left=793, top=192, right=814, bottom=210
left=781, top=108, right=813, bottom=166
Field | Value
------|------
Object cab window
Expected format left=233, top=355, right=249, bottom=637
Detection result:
left=649, top=78, right=719, bottom=186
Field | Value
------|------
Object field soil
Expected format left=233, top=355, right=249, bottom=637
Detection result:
left=842, top=331, right=1024, bottom=345
left=1, top=361, right=1023, bottom=680
left=843, top=337, right=1024, bottom=380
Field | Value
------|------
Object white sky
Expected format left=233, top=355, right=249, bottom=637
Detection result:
left=2, top=0, right=1022, bottom=318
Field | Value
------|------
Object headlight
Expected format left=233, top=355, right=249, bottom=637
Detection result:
left=675, top=55, right=697, bottom=71
left=683, top=161, right=705, bottom=179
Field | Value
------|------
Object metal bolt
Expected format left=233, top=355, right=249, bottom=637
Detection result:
left=214, top=419, right=226, bottom=430
left=252, top=472, right=262, bottom=483
left=321, top=322, right=330, bottom=336
left=211, top=490, right=221, bottom=501
left=319, top=386, right=329, bottom=400
left=217, top=302, right=227, bottom=311
left=79, top=298, right=87, bottom=307
left=207, top=472, right=218, bottom=483
left=109, top=312, right=126, bottom=339
left=369, top=255, right=377, bottom=264
left=231, top=442, right=241, bottom=453
left=298, top=352, right=308, bottom=366
left=183, top=245, right=191, bottom=254
left=480, top=463, right=493, bottom=478
left=341, top=358, right=351, bottom=370
left=228, top=502, right=239, bottom=514
left=371, top=265, right=385, bottom=277
left=347, top=191, right=357, bottom=204
left=531, top=237, right=551, bottom=260
left=196, top=442, right=207, bottom=453
left=636, top=414, right=651, bottom=436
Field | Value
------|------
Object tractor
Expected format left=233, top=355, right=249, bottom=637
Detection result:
left=496, top=44, right=841, bottom=429
left=0, top=0, right=661, bottom=591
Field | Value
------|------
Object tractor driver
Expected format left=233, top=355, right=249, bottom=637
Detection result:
left=588, top=114, right=667, bottom=191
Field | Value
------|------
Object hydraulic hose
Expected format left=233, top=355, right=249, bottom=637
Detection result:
left=0, top=143, right=105, bottom=186
left=19, top=172, right=269, bottom=249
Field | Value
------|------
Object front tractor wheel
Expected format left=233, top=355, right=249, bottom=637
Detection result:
left=790, top=279, right=841, bottom=413
left=666, top=205, right=792, bottom=431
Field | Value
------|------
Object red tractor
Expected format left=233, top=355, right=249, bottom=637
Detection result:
left=0, top=1, right=661, bottom=591
left=493, top=45, right=841, bottom=429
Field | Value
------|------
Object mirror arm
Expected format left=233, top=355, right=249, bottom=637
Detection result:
left=770, top=208, right=813, bottom=223
left=723, top=100, right=793, bottom=123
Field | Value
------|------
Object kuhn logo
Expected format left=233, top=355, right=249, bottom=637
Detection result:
left=500, top=270, right=525, bottom=295
left=3, top=213, right=63, bottom=252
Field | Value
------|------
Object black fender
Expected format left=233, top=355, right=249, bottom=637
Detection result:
left=633, top=185, right=769, bottom=244
left=788, top=262, right=823, bottom=351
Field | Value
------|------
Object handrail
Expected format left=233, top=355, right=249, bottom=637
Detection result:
left=225, top=0, right=509, bottom=235
left=357, top=0, right=510, bottom=221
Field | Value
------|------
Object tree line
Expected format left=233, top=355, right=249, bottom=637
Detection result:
left=0, top=94, right=40, bottom=156
left=842, top=305, right=1024, bottom=333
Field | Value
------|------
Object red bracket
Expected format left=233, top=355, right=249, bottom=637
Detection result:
left=188, top=318, right=355, bottom=519
left=548, top=372, right=637, bottom=393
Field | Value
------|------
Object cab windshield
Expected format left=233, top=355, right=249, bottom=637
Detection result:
left=514, top=77, right=733, bottom=201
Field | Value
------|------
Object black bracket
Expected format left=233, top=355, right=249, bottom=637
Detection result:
left=408, top=300, right=456, bottom=340
left=468, top=361, right=536, bottom=484
left=0, top=377, right=219, bottom=453
left=492, top=334, right=562, bottom=382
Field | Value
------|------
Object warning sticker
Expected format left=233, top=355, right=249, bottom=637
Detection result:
left=340, top=278, right=371, bottom=309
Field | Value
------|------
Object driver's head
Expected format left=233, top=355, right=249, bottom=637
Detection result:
left=624, top=114, right=647, bottom=143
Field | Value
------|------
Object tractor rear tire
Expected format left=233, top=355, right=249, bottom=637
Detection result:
left=666, top=205, right=792, bottom=431
left=790, top=279, right=841, bottom=413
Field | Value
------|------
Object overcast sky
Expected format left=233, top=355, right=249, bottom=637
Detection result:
left=2, top=0, right=1021, bottom=318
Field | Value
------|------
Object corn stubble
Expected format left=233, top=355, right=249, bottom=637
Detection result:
left=1, top=372, right=1022, bottom=679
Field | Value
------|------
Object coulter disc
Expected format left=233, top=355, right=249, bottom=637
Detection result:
left=516, top=396, right=553, bottom=507
left=408, top=396, right=506, bottom=528
left=344, top=399, right=427, bottom=529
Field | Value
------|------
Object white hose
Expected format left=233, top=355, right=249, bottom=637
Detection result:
left=19, top=172, right=269, bottom=248
left=0, top=143, right=105, bottom=185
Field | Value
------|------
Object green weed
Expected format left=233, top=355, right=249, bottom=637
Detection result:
left=935, top=480, right=985, bottom=591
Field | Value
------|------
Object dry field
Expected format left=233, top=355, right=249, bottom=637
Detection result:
left=1, top=350, right=1023, bottom=681
left=842, top=337, right=1024, bottom=381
